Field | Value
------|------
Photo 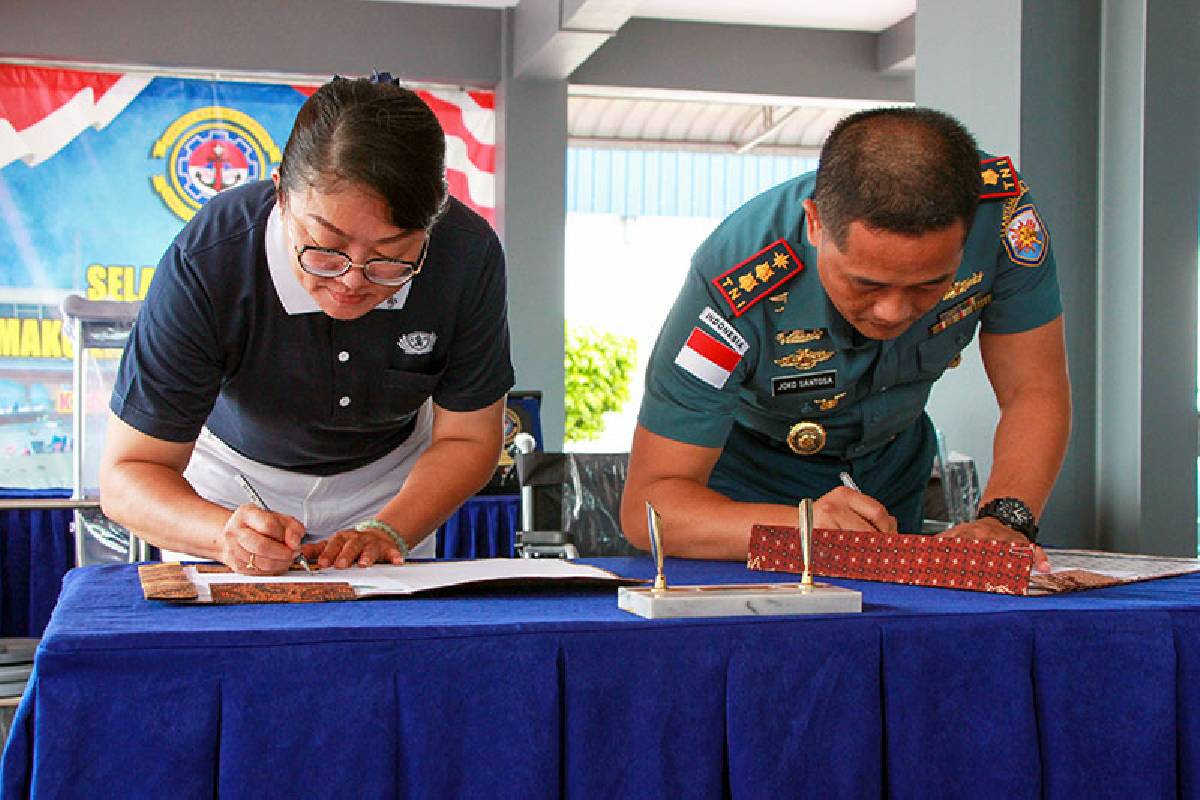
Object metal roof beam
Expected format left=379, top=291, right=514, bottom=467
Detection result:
left=572, top=19, right=913, bottom=103
left=877, top=13, right=916, bottom=74
left=513, top=0, right=636, bottom=80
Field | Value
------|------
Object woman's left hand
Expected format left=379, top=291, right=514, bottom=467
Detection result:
left=301, top=528, right=407, bottom=568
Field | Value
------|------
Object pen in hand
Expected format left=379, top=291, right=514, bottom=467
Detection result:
left=838, top=471, right=861, bottom=492
left=234, top=472, right=313, bottom=573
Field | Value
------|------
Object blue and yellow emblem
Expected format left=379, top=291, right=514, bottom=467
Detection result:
left=151, top=106, right=282, bottom=221
left=712, top=239, right=803, bottom=317
left=1003, top=205, right=1049, bottom=266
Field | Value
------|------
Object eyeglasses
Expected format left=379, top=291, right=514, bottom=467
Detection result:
left=293, top=237, right=429, bottom=287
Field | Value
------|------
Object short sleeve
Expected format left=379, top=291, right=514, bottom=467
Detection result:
left=431, top=232, right=515, bottom=412
left=638, top=261, right=760, bottom=448
left=109, top=242, right=225, bottom=442
left=981, top=190, right=1064, bottom=334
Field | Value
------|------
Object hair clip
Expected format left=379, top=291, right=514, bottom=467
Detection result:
left=369, top=70, right=401, bottom=86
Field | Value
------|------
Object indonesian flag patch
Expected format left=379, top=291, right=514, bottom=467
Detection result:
left=674, top=326, right=742, bottom=389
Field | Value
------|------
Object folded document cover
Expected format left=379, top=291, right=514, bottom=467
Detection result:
left=748, top=525, right=1035, bottom=595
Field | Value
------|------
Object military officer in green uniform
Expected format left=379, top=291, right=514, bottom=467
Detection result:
left=621, top=108, right=1069, bottom=569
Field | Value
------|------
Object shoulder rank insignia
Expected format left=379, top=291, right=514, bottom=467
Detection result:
left=712, top=239, right=803, bottom=317
left=980, top=156, right=1021, bottom=200
left=774, top=347, right=834, bottom=371
left=941, top=272, right=983, bottom=302
left=776, top=328, right=824, bottom=345
left=929, top=292, right=993, bottom=335
left=1003, top=204, right=1049, bottom=266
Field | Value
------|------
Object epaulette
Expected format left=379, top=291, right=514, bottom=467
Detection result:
left=711, top=238, right=804, bottom=317
left=979, top=156, right=1021, bottom=200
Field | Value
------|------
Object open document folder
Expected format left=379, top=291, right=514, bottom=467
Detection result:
left=139, top=559, right=642, bottom=604
left=748, top=524, right=1200, bottom=596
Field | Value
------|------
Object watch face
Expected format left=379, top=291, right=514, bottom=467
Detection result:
left=981, top=497, right=1036, bottom=537
left=998, top=499, right=1032, bottom=525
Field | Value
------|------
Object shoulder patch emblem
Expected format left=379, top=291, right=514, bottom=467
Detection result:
left=980, top=156, right=1021, bottom=200
left=1003, top=205, right=1049, bottom=266
left=712, top=239, right=803, bottom=317
left=675, top=327, right=742, bottom=389
left=698, top=306, right=749, bottom=354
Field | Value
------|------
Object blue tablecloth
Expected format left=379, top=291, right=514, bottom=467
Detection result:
left=436, top=494, right=519, bottom=558
left=0, top=494, right=519, bottom=638
left=3, top=558, right=1200, bottom=798
left=0, top=490, right=72, bottom=638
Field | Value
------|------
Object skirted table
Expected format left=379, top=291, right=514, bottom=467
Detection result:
left=0, top=490, right=73, bottom=638
left=3, top=558, right=1200, bottom=799
left=0, top=494, right=519, bottom=638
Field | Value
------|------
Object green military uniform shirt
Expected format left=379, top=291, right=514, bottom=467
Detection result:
left=638, top=155, right=1062, bottom=532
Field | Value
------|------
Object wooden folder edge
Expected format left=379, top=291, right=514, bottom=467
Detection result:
left=139, top=562, right=356, bottom=604
left=139, top=562, right=199, bottom=601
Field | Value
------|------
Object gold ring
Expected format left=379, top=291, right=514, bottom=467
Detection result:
left=246, top=553, right=257, bottom=571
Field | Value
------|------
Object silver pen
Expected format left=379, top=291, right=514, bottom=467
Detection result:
left=234, top=472, right=313, bottom=573
left=839, top=471, right=861, bottom=492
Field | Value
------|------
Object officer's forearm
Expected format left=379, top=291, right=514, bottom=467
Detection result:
left=981, top=386, right=1071, bottom=516
left=621, top=476, right=799, bottom=560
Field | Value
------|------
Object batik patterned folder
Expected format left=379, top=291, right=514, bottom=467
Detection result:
left=747, top=525, right=1035, bottom=595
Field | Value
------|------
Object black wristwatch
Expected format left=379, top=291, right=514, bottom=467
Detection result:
left=976, top=497, right=1038, bottom=542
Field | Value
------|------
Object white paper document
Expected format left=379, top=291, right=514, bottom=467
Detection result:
left=1046, top=549, right=1200, bottom=581
left=185, top=558, right=631, bottom=601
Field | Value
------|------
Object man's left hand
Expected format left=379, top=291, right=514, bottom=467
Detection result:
left=934, top=516, right=1050, bottom=572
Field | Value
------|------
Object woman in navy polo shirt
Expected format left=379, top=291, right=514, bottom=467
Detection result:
left=100, top=75, right=514, bottom=574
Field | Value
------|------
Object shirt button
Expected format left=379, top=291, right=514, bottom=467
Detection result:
left=339, top=396, right=351, bottom=407
left=338, top=351, right=350, bottom=362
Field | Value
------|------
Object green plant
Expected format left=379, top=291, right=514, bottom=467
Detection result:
left=564, top=325, right=637, bottom=443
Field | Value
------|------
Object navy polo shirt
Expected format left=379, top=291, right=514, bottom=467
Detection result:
left=111, top=181, right=514, bottom=476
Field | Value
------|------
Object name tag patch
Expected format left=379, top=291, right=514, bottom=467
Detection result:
left=772, top=370, right=836, bottom=396
left=698, top=306, right=749, bottom=354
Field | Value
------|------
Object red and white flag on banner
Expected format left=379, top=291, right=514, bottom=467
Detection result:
left=292, top=83, right=496, bottom=224
left=0, top=64, right=496, bottom=225
left=0, top=65, right=151, bottom=168
left=674, top=327, right=743, bottom=389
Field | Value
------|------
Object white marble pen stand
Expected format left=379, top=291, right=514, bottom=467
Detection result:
left=617, top=582, right=861, bottom=619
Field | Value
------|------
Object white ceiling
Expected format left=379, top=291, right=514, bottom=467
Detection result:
left=378, top=0, right=916, bottom=153
left=635, top=0, right=914, bottom=32
left=377, top=0, right=915, bottom=32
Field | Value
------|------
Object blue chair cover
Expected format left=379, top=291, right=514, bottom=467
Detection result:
left=0, top=489, right=72, bottom=637
left=436, top=495, right=520, bottom=558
